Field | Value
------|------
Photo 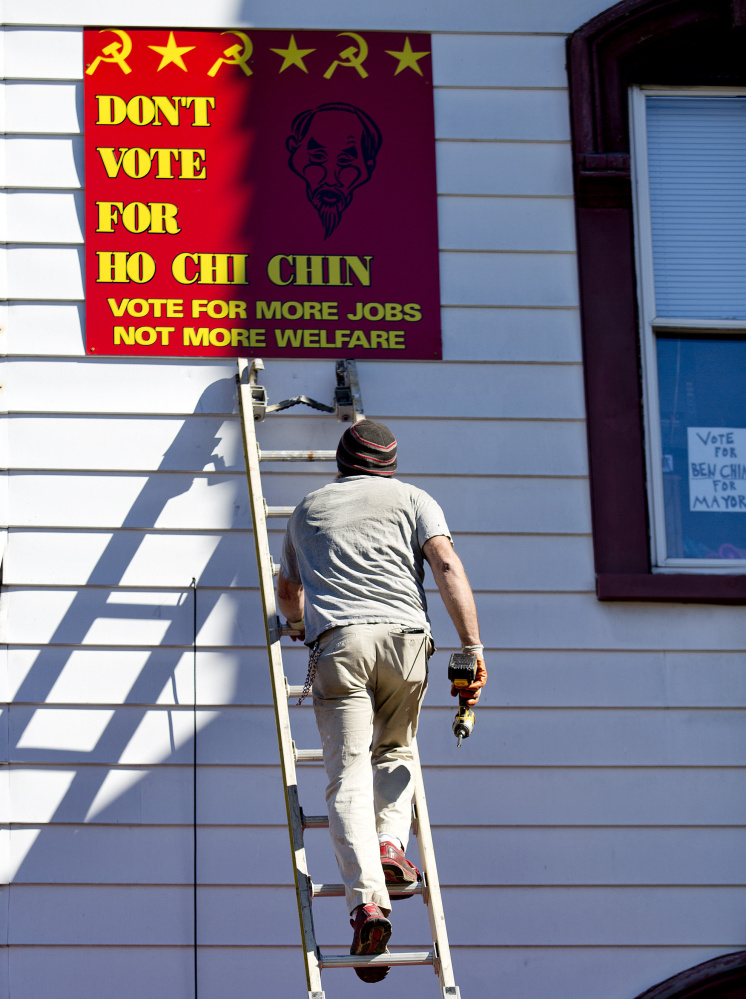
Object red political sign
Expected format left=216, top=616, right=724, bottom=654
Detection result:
left=83, top=28, right=441, bottom=358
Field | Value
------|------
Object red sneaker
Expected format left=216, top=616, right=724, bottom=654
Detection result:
left=380, top=840, right=421, bottom=900
left=349, top=903, right=392, bottom=984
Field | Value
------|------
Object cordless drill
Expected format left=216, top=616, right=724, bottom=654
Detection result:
left=448, top=652, right=478, bottom=748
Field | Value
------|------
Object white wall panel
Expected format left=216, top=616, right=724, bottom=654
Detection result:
left=439, top=195, right=576, bottom=251
left=8, top=946, right=194, bottom=999
left=12, top=763, right=746, bottom=827
left=0, top=587, right=264, bottom=648
left=436, top=88, right=571, bottom=141
left=10, top=945, right=732, bottom=999
left=6, top=247, right=83, bottom=300
left=8, top=472, right=593, bottom=533
left=432, top=34, right=568, bottom=88
left=3, top=29, right=83, bottom=80
left=2, top=530, right=596, bottom=592
left=6, top=418, right=589, bottom=476
left=2, top=584, right=704, bottom=655
left=5, top=303, right=85, bottom=356
left=5, top=359, right=586, bottom=419
left=7, top=646, right=746, bottom=709
left=498, top=650, right=746, bottom=708
left=441, top=250, right=579, bottom=307
left=4, top=137, right=83, bottom=189
left=8, top=702, right=746, bottom=766
left=0, top=1, right=626, bottom=33
left=442, top=307, right=582, bottom=362
left=10, top=823, right=746, bottom=887
left=437, top=141, right=573, bottom=196
left=8, top=882, right=746, bottom=946
left=3, top=192, right=83, bottom=244
left=3, top=82, right=82, bottom=135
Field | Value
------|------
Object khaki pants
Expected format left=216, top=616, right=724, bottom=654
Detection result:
left=312, top=623, right=430, bottom=915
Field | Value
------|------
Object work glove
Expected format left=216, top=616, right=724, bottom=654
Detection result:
left=450, top=644, right=487, bottom=707
left=287, top=618, right=305, bottom=642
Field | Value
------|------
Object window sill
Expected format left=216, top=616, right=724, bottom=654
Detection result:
left=597, top=572, right=746, bottom=603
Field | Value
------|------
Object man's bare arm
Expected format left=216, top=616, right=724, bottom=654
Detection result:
left=277, top=568, right=304, bottom=623
left=423, top=535, right=481, bottom=646
left=423, top=534, right=486, bottom=705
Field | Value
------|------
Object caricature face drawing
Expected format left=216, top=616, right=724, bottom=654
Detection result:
left=287, top=103, right=382, bottom=238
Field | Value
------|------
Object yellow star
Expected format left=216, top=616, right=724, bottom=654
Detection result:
left=148, top=31, right=195, bottom=72
left=385, top=37, right=430, bottom=76
left=270, top=34, right=316, bottom=73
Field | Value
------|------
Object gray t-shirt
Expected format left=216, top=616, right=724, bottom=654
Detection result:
left=281, top=475, right=451, bottom=644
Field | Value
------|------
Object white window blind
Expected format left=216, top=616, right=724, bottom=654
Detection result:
left=647, top=95, right=746, bottom=320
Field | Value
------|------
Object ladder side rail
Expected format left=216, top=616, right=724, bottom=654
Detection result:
left=411, top=739, right=458, bottom=997
left=236, top=358, right=323, bottom=997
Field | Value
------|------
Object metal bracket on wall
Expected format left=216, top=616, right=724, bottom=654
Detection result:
left=240, top=358, right=365, bottom=423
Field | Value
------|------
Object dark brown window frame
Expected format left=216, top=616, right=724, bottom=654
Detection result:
left=568, top=0, right=746, bottom=602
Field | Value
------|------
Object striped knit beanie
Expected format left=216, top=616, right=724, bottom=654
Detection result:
left=336, top=420, right=398, bottom=477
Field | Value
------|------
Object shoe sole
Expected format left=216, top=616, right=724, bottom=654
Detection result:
left=352, top=917, right=392, bottom=984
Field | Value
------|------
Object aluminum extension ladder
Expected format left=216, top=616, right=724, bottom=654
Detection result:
left=236, top=357, right=461, bottom=999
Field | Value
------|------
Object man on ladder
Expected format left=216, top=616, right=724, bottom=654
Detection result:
left=276, top=418, right=487, bottom=984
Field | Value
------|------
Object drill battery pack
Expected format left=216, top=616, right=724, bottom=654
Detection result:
left=447, top=652, right=478, bottom=690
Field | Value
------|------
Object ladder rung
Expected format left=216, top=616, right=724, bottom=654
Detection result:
left=319, top=952, right=434, bottom=969
left=302, top=814, right=329, bottom=829
left=287, top=684, right=306, bottom=699
left=266, top=506, right=295, bottom=517
left=295, top=748, right=323, bottom=762
left=259, top=449, right=337, bottom=462
left=312, top=882, right=422, bottom=898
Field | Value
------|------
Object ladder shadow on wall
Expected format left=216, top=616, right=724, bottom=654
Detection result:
left=8, top=374, right=295, bottom=888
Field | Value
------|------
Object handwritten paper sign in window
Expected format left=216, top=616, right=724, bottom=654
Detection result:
left=687, top=428, right=746, bottom=512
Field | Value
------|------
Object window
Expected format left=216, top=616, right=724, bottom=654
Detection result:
left=568, top=0, right=746, bottom=602
left=631, top=90, right=746, bottom=569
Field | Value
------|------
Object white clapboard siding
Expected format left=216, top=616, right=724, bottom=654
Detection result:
left=6, top=647, right=746, bottom=709
left=4, top=359, right=586, bottom=418
left=6, top=246, right=83, bottom=299
left=0, top=0, right=615, bottom=33
left=9, top=764, right=746, bottom=826
left=5, top=418, right=590, bottom=476
left=7, top=883, right=746, bottom=946
left=1, top=945, right=739, bottom=999
left=3, top=303, right=86, bottom=356
left=435, top=88, right=571, bottom=141
left=442, top=307, right=582, bottom=362
left=441, top=250, right=579, bottom=307
left=8, top=824, right=746, bottom=887
left=2, top=28, right=83, bottom=80
left=6, top=702, right=746, bottom=767
left=437, top=140, right=573, bottom=195
left=4, top=137, right=83, bottom=188
left=2, top=191, right=84, bottom=244
left=6, top=589, right=746, bottom=653
left=7, top=472, right=593, bottom=533
left=3, top=81, right=82, bottom=134
left=439, top=195, right=577, bottom=250
left=431, top=33, right=568, bottom=88
left=1, top=530, right=596, bottom=591
left=4, top=301, right=585, bottom=364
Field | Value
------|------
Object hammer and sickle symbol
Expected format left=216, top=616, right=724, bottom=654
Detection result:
left=323, top=32, right=369, bottom=79
left=85, top=29, right=133, bottom=75
left=207, top=31, right=253, bottom=77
